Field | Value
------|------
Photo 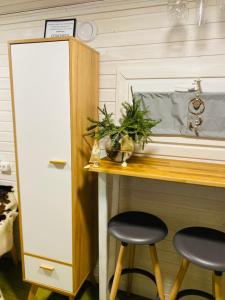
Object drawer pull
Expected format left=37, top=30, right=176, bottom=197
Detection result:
left=39, top=264, right=55, bottom=271
left=49, top=160, right=67, bottom=165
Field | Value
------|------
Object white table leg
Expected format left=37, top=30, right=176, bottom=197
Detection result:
left=98, top=173, right=108, bottom=300
left=108, top=175, right=120, bottom=277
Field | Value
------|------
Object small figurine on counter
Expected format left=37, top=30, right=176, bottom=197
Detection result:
left=89, top=140, right=101, bottom=167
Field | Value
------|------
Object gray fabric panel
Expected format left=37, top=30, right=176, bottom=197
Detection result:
left=136, top=92, right=225, bottom=138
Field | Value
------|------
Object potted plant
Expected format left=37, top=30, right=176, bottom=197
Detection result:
left=86, top=91, right=160, bottom=164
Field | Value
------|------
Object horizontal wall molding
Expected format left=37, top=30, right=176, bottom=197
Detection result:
left=99, top=38, right=225, bottom=62
left=100, top=54, right=225, bottom=75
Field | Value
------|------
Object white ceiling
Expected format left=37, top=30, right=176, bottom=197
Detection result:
left=0, top=0, right=101, bottom=15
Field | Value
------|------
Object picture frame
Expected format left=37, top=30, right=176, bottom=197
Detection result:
left=44, top=19, right=76, bottom=38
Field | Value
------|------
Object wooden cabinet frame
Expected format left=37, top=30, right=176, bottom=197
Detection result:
left=8, top=37, right=99, bottom=298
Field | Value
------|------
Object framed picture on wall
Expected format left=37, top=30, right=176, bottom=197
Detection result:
left=44, top=19, right=76, bottom=38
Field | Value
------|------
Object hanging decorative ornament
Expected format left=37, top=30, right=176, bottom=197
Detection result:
left=196, top=0, right=207, bottom=26
left=187, top=79, right=205, bottom=137
left=167, top=0, right=189, bottom=24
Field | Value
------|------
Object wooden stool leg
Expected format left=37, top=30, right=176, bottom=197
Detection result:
left=126, top=244, right=136, bottom=296
left=149, top=244, right=165, bottom=300
left=110, top=243, right=127, bottom=300
left=27, top=284, right=38, bottom=300
left=214, top=271, right=223, bottom=300
left=169, top=258, right=189, bottom=300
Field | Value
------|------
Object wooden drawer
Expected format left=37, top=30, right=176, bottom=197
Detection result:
left=24, top=255, right=73, bottom=293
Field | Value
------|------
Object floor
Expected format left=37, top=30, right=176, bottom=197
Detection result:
left=0, top=258, right=148, bottom=300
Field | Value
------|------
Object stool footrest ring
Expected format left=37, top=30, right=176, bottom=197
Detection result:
left=108, top=267, right=158, bottom=299
left=176, top=289, right=214, bottom=300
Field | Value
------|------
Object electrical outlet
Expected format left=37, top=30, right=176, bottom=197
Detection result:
left=0, top=161, right=11, bottom=173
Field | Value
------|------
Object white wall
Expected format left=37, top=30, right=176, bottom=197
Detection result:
left=0, top=0, right=101, bottom=15
left=1, top=0, right=225, bottom=298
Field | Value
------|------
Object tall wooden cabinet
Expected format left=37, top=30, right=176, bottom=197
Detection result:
left=8, top=37, right=99, bottom=298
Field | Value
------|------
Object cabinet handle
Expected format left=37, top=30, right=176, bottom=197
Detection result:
left=49, top=160, right=67, bottom=165
left=39, top=264, right=55, bottom=271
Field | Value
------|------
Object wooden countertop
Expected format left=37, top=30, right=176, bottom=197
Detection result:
left=87, top=156, right=225, bottom=188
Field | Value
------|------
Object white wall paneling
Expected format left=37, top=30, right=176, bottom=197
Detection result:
left=0, top=1, right=166, bottom=29
left=0, top=132, right=13, bottom=142
left=0, top=45, right=7, bottom=54
left=0, top=122, right=12, bottom=132
left=0, top=56, right=8, bottom=67
left=99, top=101, right=115, bottom=116
left=0, top=142, right=14, bottom=152
left=118, top=177, right=225, bottom=298
left=0, top=68, right=9, bottom=78
left=99, top=89, right=115, bottom=102
left=0, top=0, right=102, bottom=15
left=0, top=101, right=11, bottom=111
left=91, top=22, right=225, bottom=48
left=99, top=75, right=116, bottom=89
left=0, top=112, right=12, bottom=122
left=99, top=39, right=225, bottom=62
left=0, top=0, right=225, bottom=298
left=0, top=90, right=11, bottom=100
left=0, top=78, right=10, bottom=89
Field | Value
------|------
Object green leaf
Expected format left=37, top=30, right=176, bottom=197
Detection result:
left=84, top=90, right=161, bottom=148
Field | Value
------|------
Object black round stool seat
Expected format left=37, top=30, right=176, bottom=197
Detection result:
left=108, top=211, right=168, bottom=245
left=174, top=227, right=225, bottom=272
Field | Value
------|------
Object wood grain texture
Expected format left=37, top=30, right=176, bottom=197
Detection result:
left=149, top=245, right=165, bottom=300
left=8, top=37, right=98, bottom=54
left=70, top=38, right=99, bottom=295
left=110, top=244, right=127, bottom=300
left=214, top=273, right=223, bottom=300
left=88, top=156, right=225, bottom=188
left=27, top=285, right=38, bottom=300
left=169, top=258, right=190, bottom=300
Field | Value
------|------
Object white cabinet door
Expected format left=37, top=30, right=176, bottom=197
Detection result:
left=11, top=41, right=72, bottom=264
